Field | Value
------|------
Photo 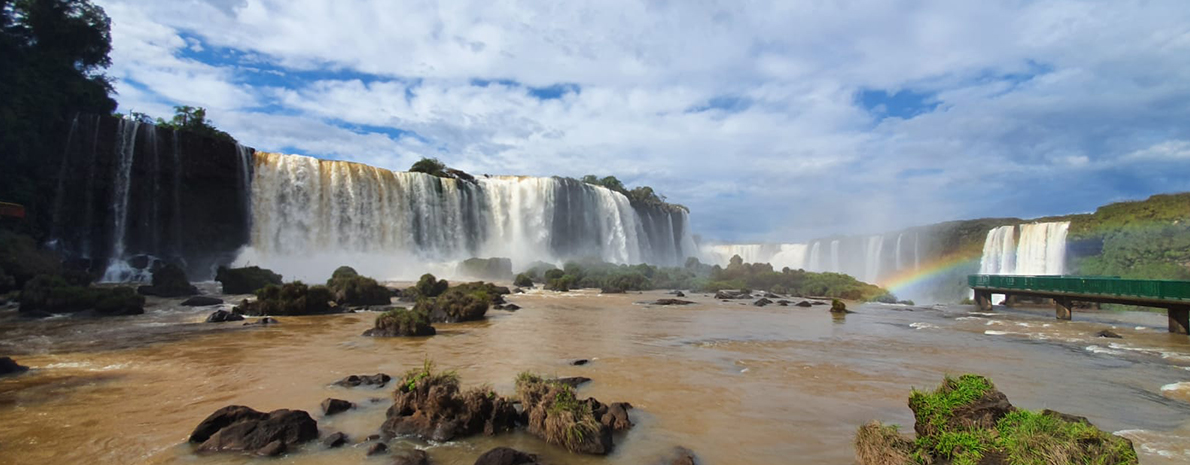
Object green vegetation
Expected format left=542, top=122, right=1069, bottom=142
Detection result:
left=18, top=274, right=143, bottom=315
left=1067, top=193, right=1190, bottom=282
left=136, top=262, right=196, bottom=297
left=236, top=281, right=333, bottom=315
left=215, top=266, right=282, bottom=294
left=409, top=157, right=449, bottom=177
left=399, top=359, right=459, bottom=393
left=0, top=229, right=63, bottom=292
left=1, top=0, right=117, bottom=238
left=515, top=371, right=603, bottom=454
left=325, top=265, right=390, bottom=306
left=366, top=308, right=435, bottom=337
left=414, top=285, right=490, bottom=322
left=412, top=273, right=449, bottom=299
left=702, top=255, right=891, bottom=300
left=457, top=257, right=512, bottom=280
left=513, top=272, right=534, bottom=287
left=580, top=174, right=688, bottom=213
left=856, top=374, right=1137, bottom=465
left=145, top=106, right=234, bottom=143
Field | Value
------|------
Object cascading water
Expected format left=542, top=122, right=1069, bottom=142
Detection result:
left=895, top=233, right=904, bottom=271
left=977, top=222, right=1069, bottom=275
left=769, top=243, right=809, bottom=270
left=239, top=152, right=696, bottom=280
left=829, top=240, right=840, bottom=272
left=100, top=120, right=145, bottom=282
left=807, top=242, right=821, bottom=271
left=864, top=235, right=884, bottom=283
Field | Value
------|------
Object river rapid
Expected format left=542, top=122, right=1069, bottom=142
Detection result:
left=2, top=288, right=1189, bottom=464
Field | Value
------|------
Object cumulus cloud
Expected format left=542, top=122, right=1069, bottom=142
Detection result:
left=93, top=0, right=1190, bottom=241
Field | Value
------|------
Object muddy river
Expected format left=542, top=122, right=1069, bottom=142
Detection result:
left=2, top=287, right=1189, bottom=464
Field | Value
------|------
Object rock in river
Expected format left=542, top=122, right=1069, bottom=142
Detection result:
left=1, top=357, right=30, bottom=376
left=189, top=405, right=318, bottom=455
left=205, top=309, right=244, bottom=323
left=182, top=296, right=224, bottom=307
left=333, top=373, right=391, bottom=388
left=321, top=398, right=354, bottom=415
left=474, top=447, right=542, bottom=465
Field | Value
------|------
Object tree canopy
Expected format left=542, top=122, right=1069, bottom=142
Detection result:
left=580, top=174, right=687, bottom=212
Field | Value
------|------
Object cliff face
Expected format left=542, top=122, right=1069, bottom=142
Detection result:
left=48, top=115, right=251, bottom=280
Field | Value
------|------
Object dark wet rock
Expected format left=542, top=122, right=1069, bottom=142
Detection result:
left=1, top=357, right=30, bottom=376
left=753, top=298, right=772, bottom=307
left=830, top=299, right=853, bottom=314
left=554, top=376, right=592, bottom=388
left=182, top=296, right=224, bottom=306
left=778, top=302, right=788, bottom=306
left=501, top=303, right=520, bottom=311
left=205, top=309, right=244, bottom=323
left=652, top=299, right=694, bottom=306
left=322, top=431, right=348, bottom=448
left=714, top=290, right=751, bottom=300
left=367, top=442, right=389, bottom=456
left=365, top=434, right=381, bottom=442
left=136, top=263, right=198, bottom=297
left=473, top=447, right=541, bottom=465
left=763, top=293, right=779, bottom=299
left=513, top=287, right=526, bottom=294
left=591, top=400, right=633, bottom=431
left=655, top=446, right=699, bottom=465
left=190, top=405, right=318, bottom=455
left=1095, top=329, right=1123, bottom=339
left=571, top=359, right=589, bottom=366
left=811, top=301, right=827, bottom=306
left=255, top=439, right=286, bottom=457
left=243, top=317, right=279, bottom=326
left=674, top=291, right=686, bottom=297
left=391, top=448, right=431, bottom=465
left=380, top=371, right=518, bottom=442
left=216, top=266, right=282, bottom=294
left=321, top=398, right=354, bottom=416
left=796, top=300, right=813, bottom=307
left=334, top=373, right=391, bottom=388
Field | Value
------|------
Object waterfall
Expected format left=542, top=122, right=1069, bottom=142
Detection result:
left=241, top=152, right=696, bottom=280
left=100, top=120, right=143, bottom=282
left=864, top=235, right=884, bottom=283
left=770, top=243, right=809, bottom=270
left=977, top=222, right=1069, bottom=276
left=829, top=240, right=840, bottom=272
left=807, top=241, right=821, bottom=271
left=895, top=233, right=904, bottom=270
left=914, top=233, right=920, bottom=270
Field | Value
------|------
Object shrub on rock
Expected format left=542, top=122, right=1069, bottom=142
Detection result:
left=414, top=287, right=491, bottom=323
left=515, top=372, right=633, bottom=455
left=411, top=273, right=449, bottom=299
left=137, top=262, right=198, bottom=297
left=235, top=281, right=333, bottom=316
left=216, top=266, right=282, bottom=294
left=18, top=274, right=144, bottom=316
left=855, top=374, right=1137, bottom=465
left=513, top=273, right=534, bottom=288
left=380, top=360, right=517, bottom=442
left=362, top=308, right=435, bottom=337
left=325, top=269, right=390, bottom=306
left=458, top=257, right=513, bottom=281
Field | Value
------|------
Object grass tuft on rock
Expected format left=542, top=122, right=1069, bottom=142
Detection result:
left=364, top=308, right=435, bottom=337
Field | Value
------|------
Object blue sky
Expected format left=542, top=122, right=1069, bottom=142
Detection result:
left=98, top=0, right=1190, bottom=242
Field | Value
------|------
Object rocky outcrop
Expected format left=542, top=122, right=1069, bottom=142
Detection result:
left=391, top=448, right=431, bottom=465
left=216, top=266, right=282, bottom=295
left=182, top=296, right=223, bottom=306
left=1095, top=329, right=1123, bottom=338
left=516, top=373, right=631, bottom=455
left=830, top=299, right=853, bottom=314
left=715, top=290, right=752, bottom=300
left=753, top=298, right=772, bottom=307
left=235, top=282, right=333, bottom=316
left=321, top=431, right=348, bottom=448
left=473, top=447, right=542, bottom=465
left=795, top=300, right=813, bottom=307
left=18, top=274, right=144, bottom=316
left=136, top=263, right=198, bottom=297
left=189, top=405, right=318, bottom=456
left=320, top=398, right=354, bottom=416
left=458, top=257, right=514, bottom=281
left=1, top=357, right=30, bottom=376
left=333, top=373, right=391, bottom=388
left=325, top=266, right=391, bottom=306
left=380, top=365, right=518, bottom=442
left=651, top=299, right=694, bottom=305
left=362, top=308, right=436, bottom=337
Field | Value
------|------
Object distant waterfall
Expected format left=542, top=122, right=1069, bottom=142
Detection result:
left=101, top=120, right=142, bottom=282
left=705, top=234, right=894, bottom=284
left=895, top=233, right=904, bottom=270
left=770, top=243, right=809, bottom=270
left=241, top=152, right=696, bottom=279
left=829, top=240, right=840, bottom=272
left=977, top=222, right=1069, bottom=275
left=864, top=235, right=884, bottom=283
left=807, top=242, right=821, bottom=270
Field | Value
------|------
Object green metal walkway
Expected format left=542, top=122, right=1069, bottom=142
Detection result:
left=968, top=274, right=1190, bottom=334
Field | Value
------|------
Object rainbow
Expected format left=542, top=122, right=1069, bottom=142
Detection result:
left=879, top=253, right=980, bottom=296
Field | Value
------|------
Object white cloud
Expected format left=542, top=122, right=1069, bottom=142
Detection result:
left=93, top=0, right=1190, bottom=241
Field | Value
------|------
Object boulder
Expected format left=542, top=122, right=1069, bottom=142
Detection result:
left=182, top=296, right=224, bottom=307
left=321, top=398, right=354, bottom=416
left=367, top=442, right=389, bottom=456
left=753, top=298, right=772, bottom=307
left=501, top=303, right=521, bottom=311
left=714, top=290, right=751, bottom=300
left=473, top=447, right=542, bottom=465
left=322, top=431, right=348, bottom=448
left=554, top=376, right=592, bottom=388
left=811, top=301, right=828, bottom=306
left=516, top=374, right=617, bottom=454
left=190, top=405, right=318, bottom=455
left=333, top=373, right=392, bottom=388
left=795, top=301, right=813, bottom=307
left=1095, top=329, right=1123, bottom=339
left=571, top=359, right=589, bottom=366
left=1, top=357, right=30, bottom=376
left=326, top=269, right=392, bottom=306
left=205, top=309, right=244, bottom=323
left=763, top=293, right=779, bottom=299
left=652, top=299, right=694, bottom=306
left=830, top=299, right=853, bottom=314
left=655, top=446, right=699, bottom=465
left=392, top=448, right=431, bottom=465
left=591, top=400, right=633, bottom=431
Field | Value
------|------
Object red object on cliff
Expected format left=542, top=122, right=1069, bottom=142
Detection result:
left=0, top=202, right=26, bottom=219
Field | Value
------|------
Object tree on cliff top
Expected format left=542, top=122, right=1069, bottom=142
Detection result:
left=410, top=157, right=449, bottom=177
left=153, top=105, right=236, bottom=143
left=1, top=0, right=116, bottom=237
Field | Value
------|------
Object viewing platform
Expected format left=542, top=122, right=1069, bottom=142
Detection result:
left=968, top=274, right=1190, bottom=335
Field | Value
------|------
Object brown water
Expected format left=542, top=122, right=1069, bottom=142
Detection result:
left=2, top=288, right=1190, bottom=464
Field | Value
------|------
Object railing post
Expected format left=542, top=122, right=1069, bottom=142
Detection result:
left=1054, top=297, right=1073, bottom=321
left=1170, top=306, right=1189, bottom=335
left=974, top=290, right=992, bottom=311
